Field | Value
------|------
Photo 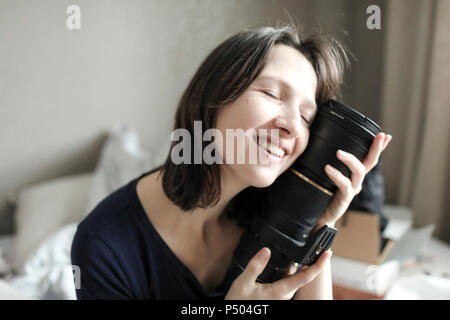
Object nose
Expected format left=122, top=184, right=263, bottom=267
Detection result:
left=274, top=108, right=302, bottom=138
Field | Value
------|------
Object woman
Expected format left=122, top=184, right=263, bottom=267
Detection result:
left=71, top=25, right=392, bottom=300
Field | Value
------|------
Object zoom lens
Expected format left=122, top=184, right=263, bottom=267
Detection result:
left=232, top=100, right=382, bottom=283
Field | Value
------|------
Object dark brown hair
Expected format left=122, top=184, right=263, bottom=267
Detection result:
left=160, top=25, right=350, bottom=213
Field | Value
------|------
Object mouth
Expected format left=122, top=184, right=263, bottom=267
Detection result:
left=254, top=135, right=288, bottom=162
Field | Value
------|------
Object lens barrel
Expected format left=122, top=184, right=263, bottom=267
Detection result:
left=232, top=100, right=382, bottom=283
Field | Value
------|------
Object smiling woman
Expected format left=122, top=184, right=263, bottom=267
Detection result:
left=69, top=25, right=380, bottom=300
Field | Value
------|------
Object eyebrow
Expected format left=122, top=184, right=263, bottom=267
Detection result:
left=255, top=75, right=317, bottom=112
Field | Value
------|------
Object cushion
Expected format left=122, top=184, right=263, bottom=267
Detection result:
left=13, top=173, right=92, bottom=272
left=84, top=124, right=167, bottom=216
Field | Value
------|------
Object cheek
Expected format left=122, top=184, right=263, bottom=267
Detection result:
left=217, top=95, right=273, bottom=131
left=289, top=130, right=310, bottom=162
left=215, top=95, right=277, bottom=164
left=244, top=96, right=277, bottom=124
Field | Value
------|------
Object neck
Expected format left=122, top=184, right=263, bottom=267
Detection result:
left=147, top=166, right=247, bottom=244
left=189, top=165, right=248, bottom=230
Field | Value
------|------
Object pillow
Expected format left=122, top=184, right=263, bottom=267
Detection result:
left=84, top=124, right=168, bottom=216
left=13, top=173, right=92, bottom=273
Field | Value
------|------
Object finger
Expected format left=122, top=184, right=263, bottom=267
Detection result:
left=336, top=150, right=366, bottom=190
left=271, top=250, right=332, bottom=297
left=362, top=132, right=385, bottom=171
left=381, top=134, right=392, bottom=151
left=239, top=247, right=271, bottom=284
left=325, top=164, right=353, bottom=197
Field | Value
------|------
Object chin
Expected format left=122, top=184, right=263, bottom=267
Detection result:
left=245, top=164, right=284, bottom=188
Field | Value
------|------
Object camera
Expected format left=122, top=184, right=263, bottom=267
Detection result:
left=232, top=100, right=382, bottom=283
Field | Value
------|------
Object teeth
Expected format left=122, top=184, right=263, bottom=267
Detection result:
left=258, top=139, right=285, bottom=157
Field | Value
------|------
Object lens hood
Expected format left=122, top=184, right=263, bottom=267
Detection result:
left=294, top=100, right=381, bottom=192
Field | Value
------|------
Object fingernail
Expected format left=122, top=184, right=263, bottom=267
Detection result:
left=326, top=250, right=333, bottom=260
left=325, top=165, right=334, bottom=173
left=258, top=248, right=270, bottom=260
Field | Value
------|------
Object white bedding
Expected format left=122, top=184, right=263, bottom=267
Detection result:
left=8, top=224, right=78, bottom=300
left=0, top=279, right=34, bottom=300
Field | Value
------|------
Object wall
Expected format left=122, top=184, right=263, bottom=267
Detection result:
left=0, top=0, right=386, bottom=234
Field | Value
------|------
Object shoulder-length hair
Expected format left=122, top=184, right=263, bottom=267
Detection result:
left=159, top=25, right=350, bottom=216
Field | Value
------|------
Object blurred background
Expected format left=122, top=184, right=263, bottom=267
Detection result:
left=0, top=0, right=449, bottom=300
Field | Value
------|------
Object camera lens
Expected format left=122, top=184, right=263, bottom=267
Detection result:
left=232, top=100, right=381, bottom=283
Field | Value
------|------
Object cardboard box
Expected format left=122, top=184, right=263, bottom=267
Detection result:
left=332, top=256, right=400, bottom=299
left=330, top=206, right=434, bottom=299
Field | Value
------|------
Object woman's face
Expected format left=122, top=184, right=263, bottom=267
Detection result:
left=215, top=44, right=318, bottom=188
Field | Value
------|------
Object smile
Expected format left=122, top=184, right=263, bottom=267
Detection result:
left=254, top=135, right=287, bottom=164
left=258, top=139, right=285, bottom=158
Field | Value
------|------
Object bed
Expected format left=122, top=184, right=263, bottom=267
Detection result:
left=0, top=125, right=168, bottom=299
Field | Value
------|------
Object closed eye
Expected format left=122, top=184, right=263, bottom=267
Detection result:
left=302, top=111, right=316, bottom=127
left=261, top=88, right=313, bottom=127
left=262, top=90, right=280, bottom=100
left=302, top=116, right=312, bottom=127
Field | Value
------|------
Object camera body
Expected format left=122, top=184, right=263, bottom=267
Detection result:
left=232, top=100, right=382, bottom=283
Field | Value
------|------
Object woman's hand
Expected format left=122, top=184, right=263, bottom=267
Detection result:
left=316, top=132, right=392, bottom=228
left=225, top=247, right=332, bottom=300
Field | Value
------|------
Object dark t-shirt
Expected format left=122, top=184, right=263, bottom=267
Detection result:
left=70, top=170, right=236, bottom=300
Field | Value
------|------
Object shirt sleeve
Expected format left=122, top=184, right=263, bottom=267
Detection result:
left=70, top=226, right=134, bottom=300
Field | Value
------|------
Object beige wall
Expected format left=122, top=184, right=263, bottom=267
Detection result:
left=0, top=0, right=386, bottom=234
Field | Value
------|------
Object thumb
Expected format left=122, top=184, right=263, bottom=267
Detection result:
left=240, top=247, right=271, bottom=284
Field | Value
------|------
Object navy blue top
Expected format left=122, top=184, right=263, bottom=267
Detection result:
left=70, top=170, right=236, bottom=300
